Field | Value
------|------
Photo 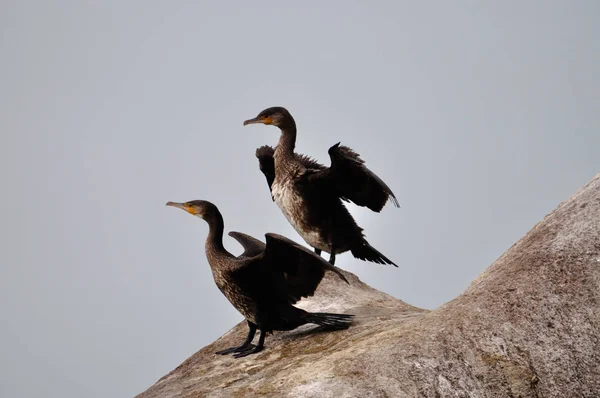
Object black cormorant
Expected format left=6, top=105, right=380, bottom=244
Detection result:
left=244, top=107, right=399, bottom=267
left=166, top=200, right=353, bottom=358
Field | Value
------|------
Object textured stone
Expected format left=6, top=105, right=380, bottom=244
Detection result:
left=137, top=174, right=600, bottom=398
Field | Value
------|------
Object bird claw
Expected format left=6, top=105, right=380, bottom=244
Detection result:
left=232, top=344, right=263, bottom=358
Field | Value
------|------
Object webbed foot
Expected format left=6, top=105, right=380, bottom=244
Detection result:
left=232, top=344, right=263, bottom=358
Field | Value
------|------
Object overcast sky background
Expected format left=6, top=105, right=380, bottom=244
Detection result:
left=1, top=2, right=599, bottom=397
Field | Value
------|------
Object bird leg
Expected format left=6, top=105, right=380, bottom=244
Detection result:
left=329, top=247, right=336, bottom=266
left=314, top=248, right=322, bottom=256
left=215, top=321, right=257, bottom=355
left=233, top=329, right=266, bottom=358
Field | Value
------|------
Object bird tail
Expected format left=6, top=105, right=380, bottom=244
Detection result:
left=351, top=241, right=398, bottom=267
left=304, top=312, right=354, bottom=330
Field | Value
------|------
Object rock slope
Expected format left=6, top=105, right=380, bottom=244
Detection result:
left=138, top=174, right=600, bottom=398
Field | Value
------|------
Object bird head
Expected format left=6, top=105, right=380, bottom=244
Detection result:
left=243, top=106, right=293, bottom=128
left=166, top=200, right=218, bottom=220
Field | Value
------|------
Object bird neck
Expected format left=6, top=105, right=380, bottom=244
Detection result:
left=204, top=212, right=228, bottom=256
left=276, top=120, right=297, bottom=154
left=274, top=125, right=297, bottom=171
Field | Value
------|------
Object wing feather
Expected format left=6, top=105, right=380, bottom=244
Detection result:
left=255, top=146, right=276, bottom=200
left=263, top=233, right=348, bottom=303
left=228, top=231, right=266, bottom=258
left=304, top=143, right=399, bottom=212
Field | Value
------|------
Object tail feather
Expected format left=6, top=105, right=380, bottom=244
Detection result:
left=351, top=241, right=398, bottom=267
left=305, top=312, right=354, bottom=330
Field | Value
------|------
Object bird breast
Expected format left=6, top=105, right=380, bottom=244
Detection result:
left=211, top=267, right=258, bottom=324
left=271, top=179, right=329, bottom=251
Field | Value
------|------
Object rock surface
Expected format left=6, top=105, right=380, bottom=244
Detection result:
left=137, top=174, right=600, bottom=398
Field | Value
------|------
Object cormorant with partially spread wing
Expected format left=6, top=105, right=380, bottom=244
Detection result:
left=166, top=200, right=353, bottom=358
left=244, top=107, right=399, bottom=267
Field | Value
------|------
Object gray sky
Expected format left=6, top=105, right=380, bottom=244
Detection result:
left=1, top=1, right=598, bottom=397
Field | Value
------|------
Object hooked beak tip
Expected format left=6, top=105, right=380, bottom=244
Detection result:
left=243, top=117, right=263, bottom=126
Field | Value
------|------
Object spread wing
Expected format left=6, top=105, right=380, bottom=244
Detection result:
left=305, top=143, right=399, bottom=212
left=263, top=233, right=348, bottom=303
left=232, top=233, right=347, bottom=305
left=228, top=231, right=266, bottom=258
left=255, top=146, right=276, bottom=199
left=255, top=145, right=326, bottom=200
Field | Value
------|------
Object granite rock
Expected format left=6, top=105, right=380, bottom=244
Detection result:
left=137, top=174, right=600, bottom=398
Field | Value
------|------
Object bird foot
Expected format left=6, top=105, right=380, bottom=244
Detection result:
left=215, top=344, right=251, bottom=355
left=232, top=344, right=263, bottom=358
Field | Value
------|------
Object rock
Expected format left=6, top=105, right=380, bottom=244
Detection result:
left=137, top=174, right=600, bottom=398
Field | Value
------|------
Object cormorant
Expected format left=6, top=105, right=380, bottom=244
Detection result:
left=166, top=200, right=353, bottom=358
left=244, top=106, right=399, bottom=267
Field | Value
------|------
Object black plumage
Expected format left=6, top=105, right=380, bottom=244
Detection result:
left=255, top=145, right=325, bottom=201
left=244, top=107, right=399, bottom=267
left=166, top=200, right=353, bottom=358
